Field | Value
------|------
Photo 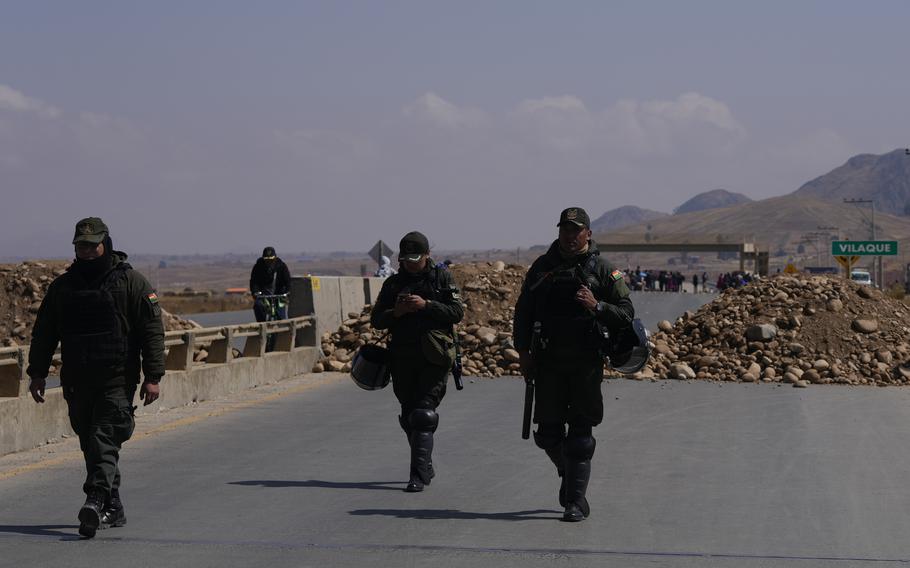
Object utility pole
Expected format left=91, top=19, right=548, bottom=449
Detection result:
left=801, top=232, right=826, bottom=268
left=817, top=225, right=839, bottom=269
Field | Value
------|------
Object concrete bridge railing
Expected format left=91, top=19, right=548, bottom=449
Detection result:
left=0, top=315, right=321, bottom=457
left=0, top=275, right=390, bottom=456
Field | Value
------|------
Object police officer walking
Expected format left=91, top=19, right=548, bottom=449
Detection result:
left=513, top=207, right=634, bottom=522
left=27, top=217, right=165, bottom=538
left=370, top=231, right=464, bottom=492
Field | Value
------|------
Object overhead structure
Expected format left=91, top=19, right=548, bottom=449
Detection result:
left=595, top=241, right=769, bottom=276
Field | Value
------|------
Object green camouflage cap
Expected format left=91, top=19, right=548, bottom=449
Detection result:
left=557, top=207, right=590, bottom=228
left=72, top=217, right=109, bottom=244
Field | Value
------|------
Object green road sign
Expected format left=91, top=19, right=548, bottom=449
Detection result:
left=831, top=240, right=898, bottom=256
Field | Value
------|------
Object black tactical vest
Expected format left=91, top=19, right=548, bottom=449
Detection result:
left=535, top=258, right=602, bottom=348
left=61, top=268, right=129, bottom=375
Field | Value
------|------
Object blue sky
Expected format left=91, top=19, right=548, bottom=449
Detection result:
left=1, top=1, right=908, bottom=256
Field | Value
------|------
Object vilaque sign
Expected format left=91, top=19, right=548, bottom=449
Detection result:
left=831, top=241, right=898, bottom=256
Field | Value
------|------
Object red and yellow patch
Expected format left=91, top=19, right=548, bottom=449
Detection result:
left=147, top=292, right=159, bottom=304
left=610, top=270, right=623, bottom=281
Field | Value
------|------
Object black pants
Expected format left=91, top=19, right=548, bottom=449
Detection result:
left=534, top=348, right=604, bottom=428
left=390, top=345, right=449, bottom=415
left=65, top=382, right=136, bottom=497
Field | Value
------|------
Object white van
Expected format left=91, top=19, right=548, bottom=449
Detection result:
left=851, top=269, right=872, bottom=286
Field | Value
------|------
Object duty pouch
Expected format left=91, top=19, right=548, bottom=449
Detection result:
left=420, top=329, right=457, bottom=367
left=592, top=319, right=614, bottom=357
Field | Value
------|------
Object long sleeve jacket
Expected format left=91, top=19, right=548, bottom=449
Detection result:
left=513, top=240, right=634, bottom=351
left=27, top=253, right=166, bottom=384
left=370, top=263, right=464, bottom=348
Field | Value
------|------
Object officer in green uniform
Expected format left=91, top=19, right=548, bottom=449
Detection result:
left=27, top=217, right=165, bottom=538
left=513, top=207, right=634, bottom=522
left=370, top=231, right=464, bottom=492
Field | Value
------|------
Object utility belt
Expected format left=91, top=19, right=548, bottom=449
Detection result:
left=534, top=317, right=614, bottom=362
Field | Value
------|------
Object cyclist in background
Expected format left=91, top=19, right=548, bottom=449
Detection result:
left=250, top=246, right=291, bottom=322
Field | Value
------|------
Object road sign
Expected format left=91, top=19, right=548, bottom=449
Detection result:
left=834, top=256, right=860, bottom=269
left=783, top=263, right=798, bottom=274
left=832, top=241, right=898, bottom=256
left=368, top=240, right=394, bottom=264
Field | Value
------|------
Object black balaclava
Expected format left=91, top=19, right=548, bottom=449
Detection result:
left=71, top=234, right=115, bottom=284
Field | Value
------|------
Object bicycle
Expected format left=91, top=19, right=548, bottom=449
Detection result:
left=254, top=293, right=289, bottom=352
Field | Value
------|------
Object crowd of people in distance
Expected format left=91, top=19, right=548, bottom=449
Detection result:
left=715, top=271, right=756, bottom=291
left=627, top=268, right=711, bottom=293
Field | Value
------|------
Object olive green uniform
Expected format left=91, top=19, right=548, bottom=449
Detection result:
left=370, top=261, right=463, bottom=415
left=513, top=238, right=634, bottom=520
left=370, top=260, right=463, bottom=490
left=27, top=252, right=165, bottom=497
left=514, top=240, right=633, bottom=426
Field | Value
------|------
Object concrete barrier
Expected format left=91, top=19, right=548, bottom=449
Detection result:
left=289, top=276, right=385, bottom=342
left=0, top=316, right=319, bottom=457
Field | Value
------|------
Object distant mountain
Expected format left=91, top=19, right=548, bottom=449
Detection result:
left=674, top=189, right=752, bottom=215
left=594, top=195, right=910, bottom=253
left=590, top=205, right=668, bottom=233
left=793, top=148, right=910, bottom=216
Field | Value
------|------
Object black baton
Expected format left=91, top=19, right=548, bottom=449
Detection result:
left=521, top=374, right=534, bottom=440
left=522, top=321, right=542, bottom=440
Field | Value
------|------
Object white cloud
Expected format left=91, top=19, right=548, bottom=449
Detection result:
left=504, top=92, right=745, bottom=156
left=402, top=92, right=486, bottom=129
left=515, top=95, right=588, bottom=114
left=635, top=92, right=743, bottom=133
left=0, top=84, right=61, bottom=119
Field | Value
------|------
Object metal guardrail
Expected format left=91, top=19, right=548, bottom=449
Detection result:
left=0, top=315, right=316, bottom=397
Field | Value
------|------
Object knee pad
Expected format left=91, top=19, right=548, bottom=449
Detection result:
left=533, top=423, right=565, bottom=451
left=564, top=428, right=596, bottom=460
left=398, top=415, right=410, bottom=434
left=408, top=408, right=438, bottom=432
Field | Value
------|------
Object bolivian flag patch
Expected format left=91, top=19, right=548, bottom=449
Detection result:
left=610, top=270, right=623, bottom=281
left=147, top=292, right=159, bottom=304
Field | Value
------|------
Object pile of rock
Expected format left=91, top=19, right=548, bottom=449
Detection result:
left=162, top=309, right=201, bottom=331
left=451, top=261, right=526, bottom=377
left=0, top=262, right=67, bottom=348
left=642, top=275, right=910, bottom=386
left=313, top=309, right=378, bottom=373
left=314, top=265, right=910, bottom=388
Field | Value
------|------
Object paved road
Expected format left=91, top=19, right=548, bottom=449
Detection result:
left=3, top=375, right=910, bottom=567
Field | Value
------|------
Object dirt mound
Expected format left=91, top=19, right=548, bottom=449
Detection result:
left=0, top=261, right=199, bottom=348
left=314, top=264, right=910, bottom=387
left=0, top=261, right=68, bottom=348
left=645, top=275, right=910, bottom=386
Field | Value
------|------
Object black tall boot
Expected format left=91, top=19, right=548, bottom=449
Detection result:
left=544, top=446, right=567, bottom=507
left=78, top=488, right=106, bottom=538
left=406, top=430, right=434, bottom=493
left=562, top=459, right=591, bottom=522
left=400, top=414, right=435, bottom=488
left=100, top=488, right=127, bottom=528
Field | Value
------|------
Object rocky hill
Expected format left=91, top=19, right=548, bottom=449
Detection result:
left=596, top=194, right=910, bottom=255
left=674, top=189, right=752, bottom=215
left=793, top=148, right=910, bottom=217
left=590, top=206, right=668, bottom=233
